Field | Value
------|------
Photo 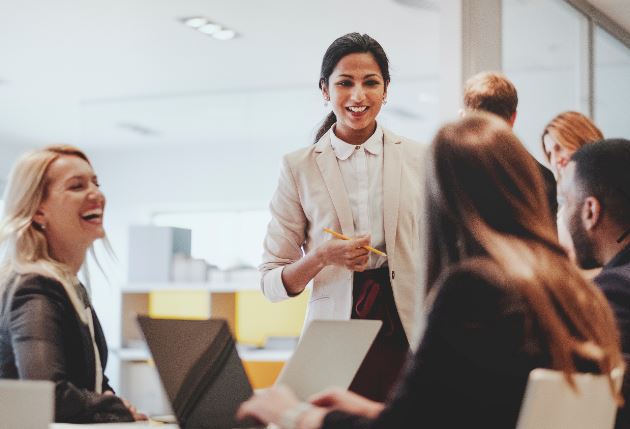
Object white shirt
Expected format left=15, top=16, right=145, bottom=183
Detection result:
left=330, top=124, right=386, bottom=269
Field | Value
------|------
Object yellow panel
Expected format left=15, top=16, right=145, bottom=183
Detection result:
left=235, top=290, right=309, bottom=345
left=242, top=360, right=285, bottom=389
left=149, top=291, right=211, bottom=319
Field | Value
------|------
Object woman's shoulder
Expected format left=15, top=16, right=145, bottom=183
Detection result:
left=430, top=258, right=523, bottom=317
left=382, top=128, right=427, bottom=159
left=4, top=273, right=69, bottom=303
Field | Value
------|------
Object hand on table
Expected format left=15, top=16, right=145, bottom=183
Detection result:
left=237, top=385, right=326, bottom=429
left=104, top=390, right=148, bottom=421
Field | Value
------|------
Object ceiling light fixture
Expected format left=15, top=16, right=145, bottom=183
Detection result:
left=179, top=16, right=238, bottom=40
left=183, top=17, right=208, bottom=28
left=212, top=29, right=236, bottom=41
left=198, top=23, right=222, bottom=35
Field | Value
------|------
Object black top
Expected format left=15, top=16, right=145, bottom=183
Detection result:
left=0, top=273, right=133, bottom=423
left=323, top=260, right=595, bottom=429
left=595, top=243, right=630, bottom=429
left=537, top=159, right=558, bottom=218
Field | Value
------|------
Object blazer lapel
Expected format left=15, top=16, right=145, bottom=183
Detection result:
left=315, top=132, right=355, bottom=237
left=383, top=129, right=402, bottom=261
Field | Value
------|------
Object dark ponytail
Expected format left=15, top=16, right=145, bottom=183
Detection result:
left=314, top=33, right=390, bottom=143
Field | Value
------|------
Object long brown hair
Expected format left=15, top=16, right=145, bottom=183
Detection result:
left=541, top=111, right=603, bottom=164
left=426, top=113, right=622, bottom=389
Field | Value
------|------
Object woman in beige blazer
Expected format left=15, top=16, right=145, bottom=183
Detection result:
left=260, top=33, right=425, bottom=401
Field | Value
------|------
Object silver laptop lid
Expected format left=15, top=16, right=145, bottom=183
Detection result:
left=275, top=319, right=382, bottom=400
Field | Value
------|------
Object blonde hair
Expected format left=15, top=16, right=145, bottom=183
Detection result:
left=0, top=145, right=96, bottom=322
left=463, top=71, right=518, bottom=121
left=542, top=111, right=603, bottom=164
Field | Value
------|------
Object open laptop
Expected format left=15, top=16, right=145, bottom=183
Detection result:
left=137, top=316, right=381, bottom=429
left=0, top=379, right=53, bottom=429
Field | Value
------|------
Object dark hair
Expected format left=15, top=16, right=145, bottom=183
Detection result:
left=463, top=71, right=518, bottom=122
left=425, top=112, right=622, bottom=385
left=571, top=138, right=630, bottom=228
left=314, top=33, right=390, bottom=143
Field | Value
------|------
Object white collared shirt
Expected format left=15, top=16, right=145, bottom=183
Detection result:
left=330, top=124, right=386, bottom=269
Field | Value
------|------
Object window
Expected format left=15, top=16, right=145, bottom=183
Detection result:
left=503, top=0, right=587, bottom=160
left=594, top=27, right=630, bottom=138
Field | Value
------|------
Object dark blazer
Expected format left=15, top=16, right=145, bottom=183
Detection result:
left=595, top=243, right=630, bottom=429
left=323, top=259, right=597, bottom=429
left=0, top=274, right=133, bottom=423
left=537, top=160, right=558, bottom=217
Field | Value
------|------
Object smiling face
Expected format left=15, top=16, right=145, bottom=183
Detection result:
left=543, top=133, right=573, bottom=178
left=321, top=52, right=387, bottom=143
left=34, top=155, right=106, bottom=256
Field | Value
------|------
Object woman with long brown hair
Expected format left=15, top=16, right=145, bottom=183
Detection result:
left=238, top=113, right=623, bottom=429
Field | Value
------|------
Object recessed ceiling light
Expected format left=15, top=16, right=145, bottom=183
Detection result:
left=179, top=16, right=238, bottom=40
left=183, top=17, right=208, bottom=28
left=212, top=29, right=236, bottom=41
left=199, top=23, right=222, bottom=35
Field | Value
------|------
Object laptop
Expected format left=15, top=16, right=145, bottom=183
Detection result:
left=275, top=319, right=382, bottom=400
left=137, top=316, right=381, bottom=429
left=0, top=379, right=54, bottom=429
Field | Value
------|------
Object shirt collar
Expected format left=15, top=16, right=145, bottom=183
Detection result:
left=329, top=124, right=384, bottom=161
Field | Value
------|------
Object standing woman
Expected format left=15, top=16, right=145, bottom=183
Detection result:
left=260, top=33, right=425, bottom=401
left=0, top=145, right=144, bottom=423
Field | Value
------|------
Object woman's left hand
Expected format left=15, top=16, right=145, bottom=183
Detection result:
left=237, top=385, right=301, bottom=425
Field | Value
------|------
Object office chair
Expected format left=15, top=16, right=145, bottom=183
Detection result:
left=516, top=367, right=623, bottom=429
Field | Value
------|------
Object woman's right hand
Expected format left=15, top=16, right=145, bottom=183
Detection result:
left=309, top=387, right=385, bottom=418
left=317, top=235, right=371, bottom=272
left=104, top=391, right=147, bottom=421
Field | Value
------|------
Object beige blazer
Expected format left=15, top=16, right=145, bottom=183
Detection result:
left=260, top=127, right=427, bottom=347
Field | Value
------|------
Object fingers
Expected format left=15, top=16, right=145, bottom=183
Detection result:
left=353, top=235, right=371, bottom=247
left=309, top=387, right=344, bottom=407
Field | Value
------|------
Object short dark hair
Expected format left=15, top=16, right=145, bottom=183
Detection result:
left=571, top=138, right=630, bottom=227
left=314, top=33, right=390, bottom=142
left=463, top=71, right=518, bottom=122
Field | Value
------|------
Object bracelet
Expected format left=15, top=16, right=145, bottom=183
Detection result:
left=280, top=402, right=314, bottom=429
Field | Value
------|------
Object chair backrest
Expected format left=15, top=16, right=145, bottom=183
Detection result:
left=0, top=379, right=54, bottom=429
left=516, top=368, right=623, bottom=429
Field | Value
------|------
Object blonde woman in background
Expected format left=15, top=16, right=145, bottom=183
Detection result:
left=0, top=145, right=145, bottom=423
left=542, top=111, right=604, bottom=276
left=542, top=111, right=603, bottom=179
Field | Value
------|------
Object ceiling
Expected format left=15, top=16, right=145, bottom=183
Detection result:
left=0, top=0, right=628, bottom=151
left=0, top=0, right=439, bottom=150
left=588, top=0, right=630, bottom=34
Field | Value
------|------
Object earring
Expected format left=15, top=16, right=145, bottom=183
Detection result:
left=324, top=98, right=330, bottom=107
left=382, top=98, right=387, bottom=105
left=40, top=223, right=46, bottom=230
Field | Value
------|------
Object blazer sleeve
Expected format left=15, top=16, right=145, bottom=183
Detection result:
left=9, top=277, right=133, bottom=423
left=259, top=155, right=309, bottom=301
left=323, top=264, right=531, bottom=429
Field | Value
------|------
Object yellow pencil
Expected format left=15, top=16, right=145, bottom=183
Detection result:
left=323, top=228, right=388, bottom=257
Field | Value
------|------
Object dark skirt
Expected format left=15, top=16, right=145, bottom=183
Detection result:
left=349, top=266, right=410, bottom=402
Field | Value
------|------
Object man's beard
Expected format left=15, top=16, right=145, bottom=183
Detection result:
left=568, top=208, right=599, bottom=269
